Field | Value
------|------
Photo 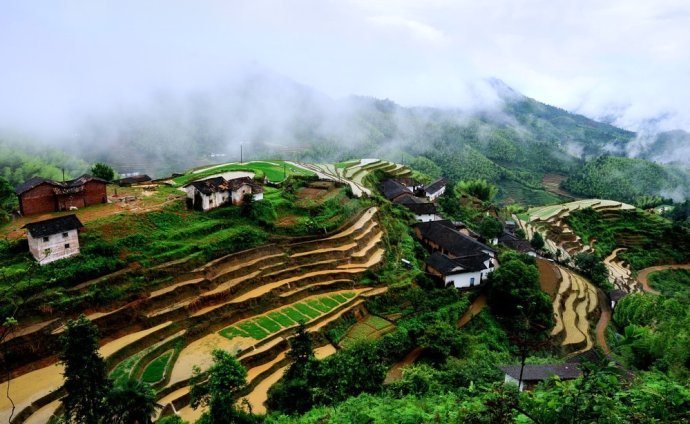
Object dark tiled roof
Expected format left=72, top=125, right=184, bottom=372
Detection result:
left=15, top=174, right=107, bottom=195
left=23, top=214, right=83, bottom=238
left=228, top=177, right=263, bottom=193
left=65, top=174, right=109, bottom=187
left=404, top=202, right=437, bottom=215
left=394, top=193, right=424, bottom=205
left=185, top=177, right=229, bottom=195
left=609, top=289, right=627, bottom=302
left=498, top=364, right=581, bottom=381
left=426, top=252, right=491, bottom=275
left=499, top=231, right=536, bottom=254
left=424, top=178, right=447, bottom=194
left=380, top=179, right=410, bottom=200
left=415, top=220, right=496, bottom=256
left=15, top=177, right=60, bottom=195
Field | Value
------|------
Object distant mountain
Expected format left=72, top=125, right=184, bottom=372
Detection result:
left=2, top=72, right=688, bottom=205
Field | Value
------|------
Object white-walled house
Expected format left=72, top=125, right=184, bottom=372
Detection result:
left=403, top=202, right=441, bottom=222
left=23, top=214, right=83, bottom=265
left=423, top=178, right=447, bottom=201
left=184, top=176, right=263, bottom=211
left=498, top=364, right=581, bottom=392
left=425, top=252, right=495, bottom=289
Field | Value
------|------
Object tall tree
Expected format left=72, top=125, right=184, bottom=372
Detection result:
left=90, top=162, right=115, bottom=181
left=59, top=315, right=110, bottom=424
left=190, top=349, right=249, bottom=424
left=105, top=379, right=159, bottom=424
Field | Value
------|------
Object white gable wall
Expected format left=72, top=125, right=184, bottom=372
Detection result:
left=28, top=229, right=80, bottom=265
left=426, top=186, right=446, bottom=201
left=415, top=213, right=441, bottom=222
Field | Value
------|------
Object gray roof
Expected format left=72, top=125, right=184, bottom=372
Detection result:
left=415, top=220, right=496, bottom=257
left=15, top=177, right=60, bottom=195
left=380, top=179, right=410, bottom=200
left=15, top=174, right=108, bottom=195
left=404, top=202, right=437, bottom=215
left=425, top=252, right=492, bottom=275
left=498, top=364, right=581, bottom=381
left=424, top=178, right=447, bottom=194
left=23, top=214, right=83, bottom=238
left=184, top=176, right=229, bottom=195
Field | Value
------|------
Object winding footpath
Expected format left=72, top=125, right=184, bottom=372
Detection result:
left=636, top=264, right=690, bottom=294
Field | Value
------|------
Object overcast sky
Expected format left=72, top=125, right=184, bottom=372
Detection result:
left=1, top=0, right=690, bottom=135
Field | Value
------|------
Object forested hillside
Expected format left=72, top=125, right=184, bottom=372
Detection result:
left=1, top=75, right=688, bottom=205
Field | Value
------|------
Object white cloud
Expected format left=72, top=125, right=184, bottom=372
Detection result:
left=0, top=0, right=689, bottom=134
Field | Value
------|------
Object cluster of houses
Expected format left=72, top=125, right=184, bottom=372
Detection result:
left=16, top=173, right=264, bottom=265
left=380, top=177, right=446, bottom=222
left=183, top=176, right=264, bottom=211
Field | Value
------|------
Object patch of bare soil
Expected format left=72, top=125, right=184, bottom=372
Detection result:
left=542, top=174, right=579, bottom=199
left=537, top=258, right=561, bottom=299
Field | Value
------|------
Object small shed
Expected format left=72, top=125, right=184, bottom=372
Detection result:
left=23, top=214, right=83, bottom=265
left=423, top=178, right=447, bottom=201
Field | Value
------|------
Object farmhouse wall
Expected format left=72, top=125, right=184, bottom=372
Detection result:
left=28, top=229, right=80, bottom=265
left=19, top=183, right=57, bottom=215
left=83, top=180, right=108, bottom=205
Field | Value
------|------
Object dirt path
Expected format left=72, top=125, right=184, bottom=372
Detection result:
left=458, top=295, right=487, bottom=327
left=636, top=264, right=690, bottom=294
left=594, top=290, right=611, bottom=354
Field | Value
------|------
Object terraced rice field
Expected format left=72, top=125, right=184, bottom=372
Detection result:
left=4, top=207, right=386, bottom=423
left=550, top=266, right=599, bottom=354
left=520, top=199, right=635, bottom=262
left=339, top=314, right=396, bottom=347
left=288, top=159, right=411, bottom=198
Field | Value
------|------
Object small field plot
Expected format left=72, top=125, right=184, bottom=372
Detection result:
left=141, top=350, right=174, bottom=384
left=175, top=161, right=314, bottom=185
left=219, top=292, right=356, bottom=341
left=340, top=315, right=395, bottom=347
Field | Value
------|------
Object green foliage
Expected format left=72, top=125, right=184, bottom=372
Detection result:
left=530, top=232, right=545, bottom=250
left=190, top=349, right=248, bottom=423
left=456, top=179, right=499, bottom=202
left=90, top=162, right=116, bottom=181
left=573, top=252, right=611, bottom=290
left=648, top=269, right=690, bottom=303
left=105, top=379, right=158, bottom=424
left=59, top=315, right=110, bottom=424
left=0, top=175, right=16, bottom=222
left=562, top=156, right=690, bottom=204
left=141, top=350, right=173, bottom=383
left=566, top=207, right=690, bottom=270
left=477, top=215, right=503, bottom=240
left=408, top=156, right=442, bottom=179
left=486, top=257, right=554, bottom=341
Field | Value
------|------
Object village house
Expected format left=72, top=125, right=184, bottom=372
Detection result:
left=498, top=231, right=537, bottom=256
left=609, top=289, right=627, bottom=310
left=184, top=176, right=263, bottom=211
left=425, top=251, right=494, bottom=288
left=422, top=178, right=447, bottom=201
left=15, top=174, right=108, bottom=215
left=414, top=220, right=497, bottom=260
left=23, top=214, right=83, bottom=265
left=403, top=202, right=441, bottom=222
left=498, top=364, right=581, bottom=391
left=379, top=179, right=412, bottom=202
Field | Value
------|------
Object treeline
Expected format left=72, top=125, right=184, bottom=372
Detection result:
left=561, top=156, right=690, bottom=205
left=0, top=138, right=88, bottom=187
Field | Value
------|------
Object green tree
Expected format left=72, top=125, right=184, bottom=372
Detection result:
left=0, top=176, right=16, bottom=222
left=456, top=179, right=498, bottom=202
left=59, top=315, right=110, bottom=424
left=190, top=349, right=249, bottom=424
left=105, top=379, right=159, bottom=424
left=530, top=232, right=545, bottom=250
left=267, top=323, right=317, bottom=414
left=573, top=252, right=610, bottom=289
left=241, top=193, right=255, bottom=217
left=91, top=162, right=116, bottom=181
left=478, top=216, right=504, bottom=240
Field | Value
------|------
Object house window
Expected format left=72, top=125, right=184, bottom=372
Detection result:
left=62, top=232, right=68, bottom=238
left=64, top=243, right=70, bottom=249
left=470, top=277, right=476, bottom=286
left=43, top=236, right=49, bottom=242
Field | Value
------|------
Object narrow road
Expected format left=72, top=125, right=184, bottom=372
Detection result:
left=636, top=264, right=690, bottom=294
left=594, top=289, right=611, bottom=354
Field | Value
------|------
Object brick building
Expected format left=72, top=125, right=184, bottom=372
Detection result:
left=15, top=174, right=108, bottom=215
